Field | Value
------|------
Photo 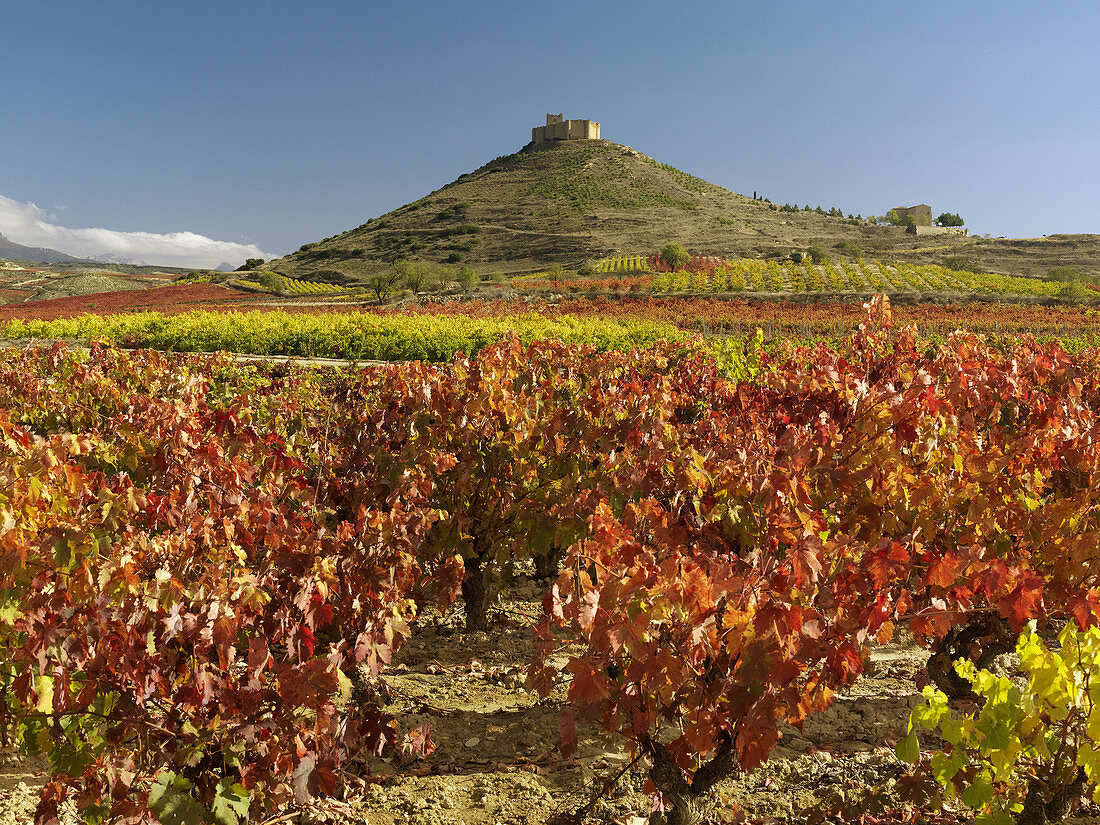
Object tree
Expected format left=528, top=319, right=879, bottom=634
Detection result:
left=885, top=210, right=902, bottom=226
left=430, top=267, right=455, bottom=293
left=806, top=245, right=828, bottom=264
left=235, top=258, right=264, bottom=271
left=935, top=212, right=965, bottom=227
left=660, top=243, right=690, bottom=271
left=395, top=259, right=430, bottom=294
left=457, top=266, right=477, bottom=292
left=365, top=269, right=401, bottom=305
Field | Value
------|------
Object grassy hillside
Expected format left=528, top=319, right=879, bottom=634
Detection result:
left=266, top=139, right=1100, bottom=284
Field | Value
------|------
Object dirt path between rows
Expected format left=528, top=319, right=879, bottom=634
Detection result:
left=348, top=580, right=933, bottom=825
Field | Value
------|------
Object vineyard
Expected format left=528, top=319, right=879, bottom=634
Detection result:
left=235, top=272, right=356, bottom=297
left=6, top=298, right=1100, bottom=823
left=0, top=308, right=679, bottom=360
left=0, top=282, right=270, bottom=323
left=7, top=295, right=1100, bottom=358
left=582, top=255, right=1087, bottom=300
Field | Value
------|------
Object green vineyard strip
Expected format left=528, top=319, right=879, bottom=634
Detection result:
left=588, top=254, right=1087, bottom=299
left=237, top=273, right=351, bottom=296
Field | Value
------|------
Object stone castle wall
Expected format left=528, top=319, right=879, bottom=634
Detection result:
left=908, top=225, right=968, bottom=236
left=532, top=113, right=600, bottom=144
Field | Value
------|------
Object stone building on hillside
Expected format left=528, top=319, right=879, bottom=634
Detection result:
left=531, top=113, right=600, bottom=145
left=891, top=204, right=933, bottom=226
left=889, top=203, right=968, bottom=236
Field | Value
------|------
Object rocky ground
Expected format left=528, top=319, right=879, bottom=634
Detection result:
left=346, top=577, right=934, bottom=825
left=0, top=751, right=46, bottom=824
left=4, top=579, right=1100, bottom=824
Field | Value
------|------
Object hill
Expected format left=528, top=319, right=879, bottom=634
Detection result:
left=0, top=233, right=86, bottom=264
left=268, top=138, right=1100, bottom=283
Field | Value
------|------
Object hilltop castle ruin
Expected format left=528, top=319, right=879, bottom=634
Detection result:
left=531, top=113, right=600, bottom=145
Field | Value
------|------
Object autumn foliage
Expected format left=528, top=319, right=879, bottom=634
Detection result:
left=0, top=346, right=421, bottom=822
left=4, top=297, right=1100, bottom=823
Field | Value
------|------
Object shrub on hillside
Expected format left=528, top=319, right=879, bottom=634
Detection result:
left=943, top=255, right=984, bottom=274
left=1059, top=281, right=1093, bottom=304
left=1049, top=266, right=1086, bottom=282
left=257, top=271, right=281, bottom=291
left=433, top=202, right=469, bottom=222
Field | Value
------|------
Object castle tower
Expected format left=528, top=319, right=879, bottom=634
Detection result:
left=531, top=114, right=600, bottom=145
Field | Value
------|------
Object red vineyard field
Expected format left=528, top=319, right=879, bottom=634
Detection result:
left=0, top=282, right=271, bottom=322
left=7, top=300, right=1100, bottom=822
left=376, top=296, right=1100, bottom=338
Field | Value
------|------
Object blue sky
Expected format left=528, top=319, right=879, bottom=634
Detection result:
left=2, top=1, right=1097, bottom=267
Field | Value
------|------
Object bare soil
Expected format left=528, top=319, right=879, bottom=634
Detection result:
left=0, top=751, right=47, bottom=825
left=346, top=577, right=933, bottom=825
left=4, top=579, right=1100, bottom=824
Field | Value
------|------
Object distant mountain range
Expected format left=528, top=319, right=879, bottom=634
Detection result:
left=0, top=233, right=239, bottom=272
left=92, top=252, right=150, bottom=266
left=0, top=232, right=86, bottom=264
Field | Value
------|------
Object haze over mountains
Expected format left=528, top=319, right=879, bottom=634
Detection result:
left=91, top=253, right=150, bottom=266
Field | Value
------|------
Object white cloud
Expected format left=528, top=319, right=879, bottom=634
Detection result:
left=0, top=195, right=274, bottom=269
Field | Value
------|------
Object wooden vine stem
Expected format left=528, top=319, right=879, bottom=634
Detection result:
left=926, top=615, right=1016, bottom=700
